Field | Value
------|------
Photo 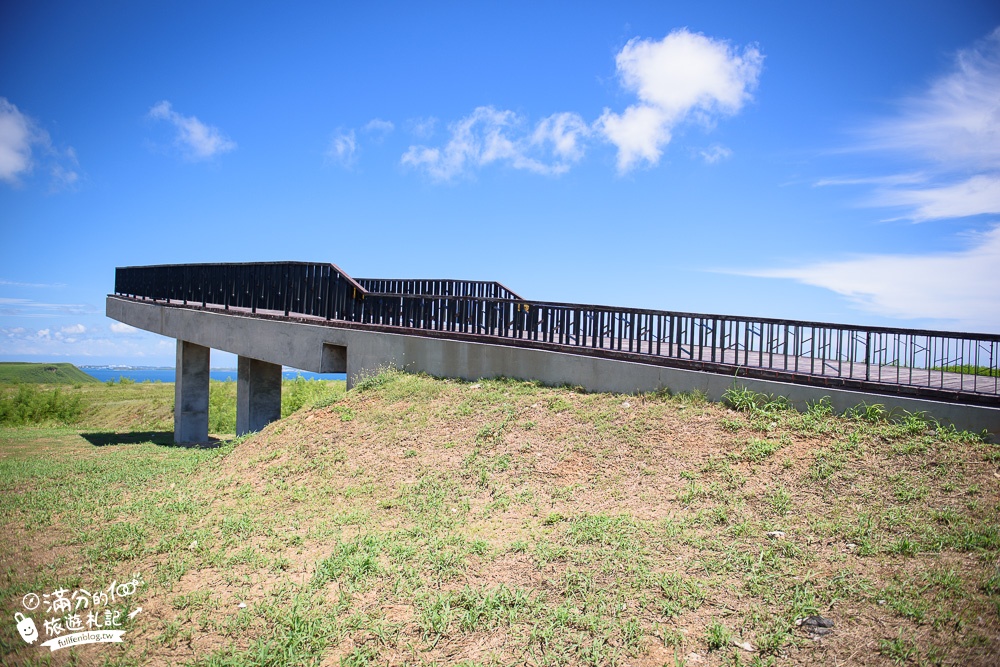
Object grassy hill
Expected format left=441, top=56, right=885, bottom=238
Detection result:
left=0, top=361, right=99, bottom=384
left=0, top=370, right=997, bottom=666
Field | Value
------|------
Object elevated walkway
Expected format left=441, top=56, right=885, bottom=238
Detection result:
left=108, top=262, right=1000, bottom=442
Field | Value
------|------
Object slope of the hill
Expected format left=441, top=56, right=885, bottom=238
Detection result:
left=1, top=370, right=997, bottom=667
left=0, top=362, right=99, bottom=384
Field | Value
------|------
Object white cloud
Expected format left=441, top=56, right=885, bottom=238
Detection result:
left=698, top=144, right=733, bottom=164
left=864, top=28, right=1000, bottom=171
left=598, top=29, right=763, bottom=173
left=738, top=225, right=1000, bottom=330
left=363, top=118, right=394, bottom=137
left=0, top=325, right=175, bottom=360
left=827, top=28, right=1000, bottom=222
left=531, top=112, right=590, bottom=162
left=325, top=129, right=357, bottom=167
left=61, top=324, right=85, bottom=335
left=0, top=97, right=33, bottom=183
left=0, top=279, right=67, bottom=288
left=0, top=97, right=80, bottom=189
left=0, top=297, right=95, bottom=317
left=110, top=322, right=138, bottom=334
left=871, top=174, right=1000, bottom=221
left=398, top=29, right=758, bottom=181
left=402, top=106, right=589, bottom=181
left=148, top=100, right=236, bottom=160
left=814, top=173, right=928, bottom=188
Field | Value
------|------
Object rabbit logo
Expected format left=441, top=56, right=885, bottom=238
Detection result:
left=15, top=612, right=38, bottom=644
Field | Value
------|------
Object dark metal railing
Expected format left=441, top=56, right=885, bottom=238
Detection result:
left=356, top=278, right=522, bottom=301
left=114, top=262, right=367, bottom=320
left=113, top=262, right=1000, bottom=404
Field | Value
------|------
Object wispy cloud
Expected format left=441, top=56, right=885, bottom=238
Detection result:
left=747, top=28, right=1000, bottom=330
left=824, top=27, right=1000, bottom=222
left=0, top=297, right=96, bottom=317
left=598, top=29, right=763, bottom=173
left=532, top=112, right=590, bottom=162
left=698, top=144, right=733, bottom=164
left=733, top=225, right=1000, bottom=331
left=408, top=117, right=438, bottom=139
left=0, top=279, right=67, bottom=288
left=1, top=325, right=174, bottom=358
left=148, top=101, right=236, bottom=161
left=0, top=97, right=80, bottom=189
left=322, top=119, right=393, bottom=168
left=325, top=129, right=357, bottom=167
left=401, top=106, right=589, bottom=181
left=814, top=173, right=928, bottom=188
left=863, top=28, right=1000, bottom=171
left=363, top=118, right=394, bottom=138
left=870, top=174, right=1000, bottom=222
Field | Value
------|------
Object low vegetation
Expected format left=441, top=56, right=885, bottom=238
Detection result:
left=931, top=365, right=1000, bottom=378
left=0, top=376, right=343, bottom=433
left=1, top=371, right=997, bottom=666
left=0, top=362, right=99, bottom=384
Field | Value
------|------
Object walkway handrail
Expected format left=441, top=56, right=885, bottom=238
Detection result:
left=113, top=262, right=1000, bottom=403
left=115, top=261, right=367, bottom=320
left=356, top=278, right=523, bottom=301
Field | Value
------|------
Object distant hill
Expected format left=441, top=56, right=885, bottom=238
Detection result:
left=0, top=362, right=100, bottom=384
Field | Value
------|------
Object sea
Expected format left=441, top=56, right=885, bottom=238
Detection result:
left=81, top=368, right=346, bottom=383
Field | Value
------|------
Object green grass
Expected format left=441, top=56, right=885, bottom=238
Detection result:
left=0, top=361, right=99, bottom=384
left=1, top=370, right=997, bottom=666
left=932, top=364, right=1000, bottom=377
left=0, top=376, right=345, bottom=434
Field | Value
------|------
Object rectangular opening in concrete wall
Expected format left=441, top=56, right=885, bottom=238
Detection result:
left=321, top=344, right=347, bottom=374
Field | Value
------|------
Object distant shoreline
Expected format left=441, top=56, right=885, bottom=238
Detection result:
left=80, top=365, right=239, bottom=371
left=82, top=368, right=346, bottom=383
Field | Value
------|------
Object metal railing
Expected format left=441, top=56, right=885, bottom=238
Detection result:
left=356, top=278, right=522, bottom=300
left=114, top=262, right=367, bottom=320
left=113, top=262, right=1000, bottom=404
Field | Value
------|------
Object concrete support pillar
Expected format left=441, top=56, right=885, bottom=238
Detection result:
left=175, top=340, right=210, bottom=444
left=236, top=356, right=282, bottom=436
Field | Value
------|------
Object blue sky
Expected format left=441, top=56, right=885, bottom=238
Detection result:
left=2, top=1, right=999, bottom=367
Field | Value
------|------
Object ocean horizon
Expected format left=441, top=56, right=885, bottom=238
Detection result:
left=81, top=367, right=346, bottom=383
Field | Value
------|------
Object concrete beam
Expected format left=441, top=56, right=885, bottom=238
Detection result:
left=106, top=296, right=346, bottom=373
left=175, top=340, right=210, bottom=444
left=236, top=356, right=282, bottom=436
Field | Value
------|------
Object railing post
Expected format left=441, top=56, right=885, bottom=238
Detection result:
left=865, top=331, right=871, bottom=382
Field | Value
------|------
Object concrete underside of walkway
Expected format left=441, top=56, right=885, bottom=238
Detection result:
left=107, top=296, right=1000, bottom=438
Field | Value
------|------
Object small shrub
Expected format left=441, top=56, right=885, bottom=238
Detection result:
left=0, top=384, right=83, bottom=425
